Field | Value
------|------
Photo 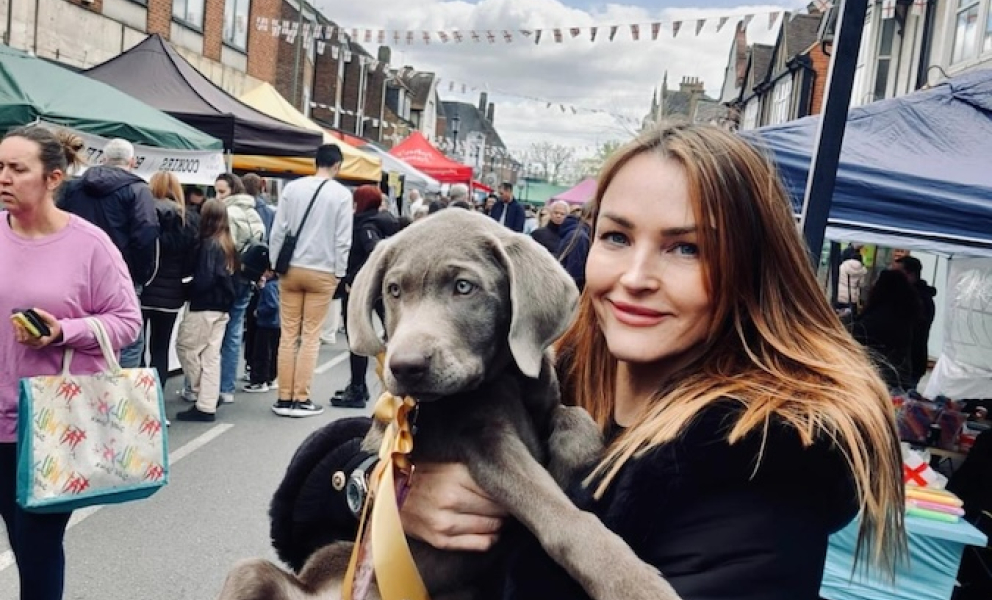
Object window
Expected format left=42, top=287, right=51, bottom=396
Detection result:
left=768, top=77, right=793, bottom=125
left=873, top=18, right=897, bottom=101
left=985, top=7, right=992, bottom=54
left=952, top=0, right=983, bottom=63
left=172, top=0, right=204, bottom=28
left=741, top=101, right=759, bottom=130
left=223, top=0, right=251, bottom=50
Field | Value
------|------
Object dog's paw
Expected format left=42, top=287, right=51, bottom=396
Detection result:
left=587, top=562, right=683, bottom=600
left=547, top=406, right=604, bottom=486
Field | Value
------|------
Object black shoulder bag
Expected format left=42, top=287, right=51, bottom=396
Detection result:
left=274, top=180, right=329, bottom=274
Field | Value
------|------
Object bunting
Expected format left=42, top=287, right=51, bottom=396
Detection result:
left=695, top=19, right=706, bottom=36
left=651, top=22, right=661, bottom=40
left=672, top=21, right=681, bottom=38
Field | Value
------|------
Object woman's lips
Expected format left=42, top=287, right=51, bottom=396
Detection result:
left=610, top=300, right=668, bottom=326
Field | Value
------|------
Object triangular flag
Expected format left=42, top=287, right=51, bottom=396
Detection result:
left=768, top=11, right=780, bottom=29
left=486, top=30, right=496, bottom=43
left=742, top=14, right=754, bottom=29
left=534, top=29, right=542, bottom=44
left=560, top=104, right=566, bottom=113
left=393, top=30, right=401, bottom=44
left=453, top=31, right=463, bottom=43
left=630, top=24, right=640, bottom=41
left=609, top=25, right=618, bottom=41
left=423, top=31, right=432, bottom=44
left=651, top=22, right=661, bottom=40
left=554, top=28, right=563, bottom=43
left=439, top=31, right=449, bottom=43
left=570, top=27, right=581, bottom=38
left=471, top=30, right=481, bottom=42
left=364, top=29, right=372, bottom=43
left=695, top=19, right=706, bottom=36
left=406, top=31, right=415, bottom=44
left=590, top=26, right=598, bottom=42
left=672, top=22, right=681, bottom=38
left=449, top=81, right=455, bottom=91
left=351, top=28, right=359, bottom=39
left=378, top=30, right=386, bottom=43
left=461, top=84, right=467, bottom=93
left=716, top=16, right=729, bottom=32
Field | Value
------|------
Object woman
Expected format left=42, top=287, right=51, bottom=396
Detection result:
left=269, top=123, right=906, bottom=598
left=329, top=185, right=400, bottom=409
left=175, top=199, right=236, bottom=422
left=0, top=126, right=141, bottom=599
left=849, top=269, right=920, bottom=391
left=141, top=171, right=199, bottom=387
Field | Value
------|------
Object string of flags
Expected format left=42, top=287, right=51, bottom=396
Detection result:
left=254, top=6, right=801, bottom=50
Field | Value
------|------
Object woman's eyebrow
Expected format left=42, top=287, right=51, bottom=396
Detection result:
left=599, top=212, right=697, bottom=237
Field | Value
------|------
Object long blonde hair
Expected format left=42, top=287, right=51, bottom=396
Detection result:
left=149, top=171, right=187, bottom=224
left=556, top=122, right=906, bottom=574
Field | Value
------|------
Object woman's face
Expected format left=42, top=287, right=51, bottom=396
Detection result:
left=585, top=153, right=714, bottom=369
left=0, top=136, right=59, bottom=215
left=215, top=179, right=231, bottom=199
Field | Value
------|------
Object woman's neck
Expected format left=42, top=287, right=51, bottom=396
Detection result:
left=9, top=203, right=69, bottom=238
left=614, top=362, right=669, bottom=427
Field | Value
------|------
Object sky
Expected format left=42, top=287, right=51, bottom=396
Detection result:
left=311, top=0, right=815, bottom=158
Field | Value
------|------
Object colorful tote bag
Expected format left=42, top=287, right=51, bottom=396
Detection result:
left=17, top=317, right=169, bottom=513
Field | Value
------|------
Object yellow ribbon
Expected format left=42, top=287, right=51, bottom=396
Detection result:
left=342, top=392, right=429, bottom=600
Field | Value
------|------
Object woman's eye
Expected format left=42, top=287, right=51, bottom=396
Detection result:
left=386, top=283, right=401, bottom=298
left=454, top=280, right=476, bottom=295
left=672, top=243, right=700, bottom=257
left=600, top=231, right=629, bottom=246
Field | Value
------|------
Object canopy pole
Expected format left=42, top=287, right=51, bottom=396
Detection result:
left=798, top=0, right=868, bottom=264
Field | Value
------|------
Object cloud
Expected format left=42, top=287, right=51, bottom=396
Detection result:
left=313, top=0, right=809, bottom=156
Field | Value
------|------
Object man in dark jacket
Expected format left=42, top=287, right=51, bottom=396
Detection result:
left=531, top=200, right=569, bottom=253
left=894, top=255, right=938, bottom=387
left=489, top=182, right=526, bottom=232
left=60, top=138, right=158, bottom=368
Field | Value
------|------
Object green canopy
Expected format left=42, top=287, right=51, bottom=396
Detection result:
left=0, top=45, right=221, bottom=150
left=516, top=180, right=571, bottom=205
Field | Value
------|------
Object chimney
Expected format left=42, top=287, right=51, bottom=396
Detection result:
left=807, top=1, right=822, bottom=15
left=377, top=46, right=391, bottom=65
left=479, top=92, right=488, bottom=113
left=679, top=76, right=705, bottom=94
left=486, top=102, right=495, bottom=124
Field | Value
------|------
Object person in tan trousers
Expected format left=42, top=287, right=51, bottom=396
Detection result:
left=267, top=145, right=353, bottom=417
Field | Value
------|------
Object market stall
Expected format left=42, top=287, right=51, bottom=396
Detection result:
left=551, top=178, right=597, bottom=205
left=389, top=131, right=472, bottom=184
left=0, top=44, right=223, bottom=184
left=236, top=82, right=381, bottom=182
left=83, top=34, right=322, bottom=157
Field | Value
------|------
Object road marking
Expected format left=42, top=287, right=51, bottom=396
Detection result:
left=0, top=423, right=234, bottom=573
left=315, top=351, right=349, bottom=374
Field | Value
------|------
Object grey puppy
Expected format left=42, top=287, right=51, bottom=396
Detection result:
left=217, top=210, right=682, bottom=600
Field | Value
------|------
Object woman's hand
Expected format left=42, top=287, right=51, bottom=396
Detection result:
left=12, top=308, right=62, bottom=350
left=400, top=462, right=508, bottom=552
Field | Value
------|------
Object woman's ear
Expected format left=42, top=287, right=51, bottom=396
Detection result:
left=46, top=169, right=64, bottom=192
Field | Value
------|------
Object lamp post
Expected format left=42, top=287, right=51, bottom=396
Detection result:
left=450, top=115, right=461, bottom=160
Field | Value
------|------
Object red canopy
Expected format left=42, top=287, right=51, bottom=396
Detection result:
left=390, top=132, right=472, bottom=184
left=472, top=180, right=493, bottom=193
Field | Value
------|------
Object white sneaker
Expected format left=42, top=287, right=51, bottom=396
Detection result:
left=218, top=393, right=235, bottom=404
left=243, top=382, right=269, bottom=393
left=180, top=390, right=198, bottom=403
left=320, top=335, right=337, bottom=345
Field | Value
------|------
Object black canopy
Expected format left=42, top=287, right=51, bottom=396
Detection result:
left=84, top=35, right=321, bottom=157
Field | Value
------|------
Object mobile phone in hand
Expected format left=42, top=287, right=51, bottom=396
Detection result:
left=11, top=308, right=51, bottom=338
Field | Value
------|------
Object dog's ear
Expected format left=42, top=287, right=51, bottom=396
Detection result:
left=493, top=234, right=579, bottom=378
left=347, top=239, right=393, bottom=357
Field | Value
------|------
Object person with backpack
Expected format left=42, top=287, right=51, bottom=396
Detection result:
left=141, top=172, right=199, bottom=388
left=331, top=185, right=401, bottom=408
left=175, top=199, right=236, bottom=422
left=268, top=144, right=353, bottom=418
left=214, top=173, right=265, bottom=405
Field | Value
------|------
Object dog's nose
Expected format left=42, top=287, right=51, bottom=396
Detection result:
left=389, top=351, right=430, bottom=384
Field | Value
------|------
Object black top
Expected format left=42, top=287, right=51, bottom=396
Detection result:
left=187, top=238, right=235, bottom=313
left=142, top=200, right=199, bottom=311
left=343, top=210, right=401, bottom=285
left=269, top=402, right=858, bottom=599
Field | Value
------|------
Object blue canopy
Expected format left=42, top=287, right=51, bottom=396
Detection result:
left=741, top=69, right=992, bottom=256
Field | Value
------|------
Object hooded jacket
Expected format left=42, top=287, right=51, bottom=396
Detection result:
left=837, top=258, right=868, bottom=305
left=344, top=210, right=401, bottom=284
left=910, top=279, right=938, bottom=382
left=142, top=200, right=199, bottom=311
left=223, top=193, right=265, bottom=251
left=556, top=215, right=591, bottom=290
left=59, top=165, right=159, bottom=285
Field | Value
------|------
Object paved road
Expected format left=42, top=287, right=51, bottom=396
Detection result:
left=0, top=340, right=378, bottom=600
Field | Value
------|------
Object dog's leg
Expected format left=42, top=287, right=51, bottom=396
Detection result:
left=465, top=430, right=683, bottom=600
left=216, top=558, right=308, bottom=600
left=545, top=405, right=604, bottom=488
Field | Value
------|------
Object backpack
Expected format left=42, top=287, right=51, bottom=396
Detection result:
left=238, top=239, right=270, bottom=283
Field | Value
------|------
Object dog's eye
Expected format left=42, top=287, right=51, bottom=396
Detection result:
left=454, top=280, right=476, bottom=295
left=386, top=283, right=401, bottom=298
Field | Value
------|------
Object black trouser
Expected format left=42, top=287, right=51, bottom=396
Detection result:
left=244, top=287, right=260, bottom=371
left=341, top=292, right=385, bottom=387
left=141, top=309, right=179, bottom=386
left=249, top=327, right=280, bottom=384
left=0, top=444, right=72, bottom=600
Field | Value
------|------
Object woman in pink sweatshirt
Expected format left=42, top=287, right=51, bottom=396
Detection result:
left=0, top=126, right=141, bottom=600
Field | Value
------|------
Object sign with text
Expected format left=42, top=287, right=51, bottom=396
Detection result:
left=39, top=122, right=226, bottom=186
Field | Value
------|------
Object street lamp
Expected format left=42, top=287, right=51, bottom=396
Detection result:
left=450, top=114, right=461, bottom=160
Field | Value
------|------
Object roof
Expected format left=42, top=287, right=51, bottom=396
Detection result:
left=787, top=13, right=825, bottom=57
left=737, top=43, right=775, bottom=100
left=440, top=101, right=506, bottom=149
left=694, top=98, right=729, bottom=124
left=400, top=70, right=436, bottom=110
